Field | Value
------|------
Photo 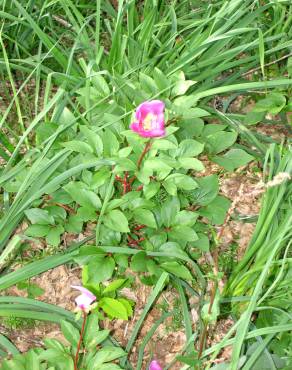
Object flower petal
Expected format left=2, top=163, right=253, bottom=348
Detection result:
left=75, top=293, right=95, bottom=310
left=131, top=100, right=165, bottom=138
left=138, top=128, right=165, bottom=138
left=130, top=121, right=141, bottom=133
left=71, top=285, right=96, bottom=300
left=136, top=100, right=165, bottom=120
left=149, top=360, right=163, bottom=370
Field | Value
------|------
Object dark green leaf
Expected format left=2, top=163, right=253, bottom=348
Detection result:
left=206, top=131, right=237, bottom=154
left=179, top=157, right=205, bottom=171
left=62, top=140, right=93, bottom=154
left=189, top=175, right=219, bottom=206
left=24, top=224, right=50, bottom=237
left=168, top=225, right=198, bottom=241
left=143, top=182, right=160, bottom=199
left=45, top=225, right=64, bottom=247
left=161, top=262, right=192, bottom=280
left=65, top=215, right=83, bottom=233
left=60, top=321, right=80, bottom=347
left=64, top=182, right=101, bottom=210
left=132, top=209, right=156, bottom=228
left=199, top=195, right=231, bottom=225
left=103, top=210, right=129, bottom=233
left=213, top=149, right=254, bottom=171
left=103, top=279, right=126, bottom=294
left=130, top=252, right=148, bottom=272
left=174, top=211, right=198, bottom=226
left=253, top=93, right=286, bottom=114
left=87, top=256, right=115, bottom=284
left=175, top=139, right=204, bottom=157
left=24, top=208, right=54, bottom=225
left=161, top=197, right=180, bottom=227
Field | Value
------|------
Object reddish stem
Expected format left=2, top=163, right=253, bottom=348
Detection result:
left=129, top=176, right=136, bottom=185
left=74, top=311, right=87, bottom=370
left=133, top=224, right=146, bottom=231
left=125, top=141, right=152, bottom=193
left=53, top=202, right=76, bottom=214
left=137, top=141, right=152, bottom=169
left=123, top=172, right=129, bottom=195
left=127, top=235, right=138, bottom=246
left=115, top=175, right=123, bottom=182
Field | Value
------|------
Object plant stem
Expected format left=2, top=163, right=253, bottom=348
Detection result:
left=123, top=171, right=129, bottom=195
left=74, top=311, right=87, bottom=370
left=197, top=183, right=245, bottom=359
left=198, top=326, right=207, bottom=360
left=137, top=140, right=152, bottom=169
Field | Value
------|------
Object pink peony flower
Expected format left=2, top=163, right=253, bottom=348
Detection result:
left=71, top=285, right=96, bottom=310
left=130, top=100, right=165, bottom=138
left=149, top=360, right=163, bottom=370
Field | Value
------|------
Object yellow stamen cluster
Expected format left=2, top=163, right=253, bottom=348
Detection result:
left=143, top=113, right=156, bottom=131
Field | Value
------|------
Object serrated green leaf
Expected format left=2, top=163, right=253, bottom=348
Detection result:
left=199, top=195, right=231, bottom=225
left=103, top=279, right=126, bottom=294
left=99, top=298, right=128, bottom=320
left=174, top=211, right=198, bottom=226
left=144, top=157, right=172, bottom=171
left=65, top=215, right=83, bottom=233
left=159, top=242, right=188, bottom=259
left=117, top=298, right=133, bottom=317
left=92, top=74, right=110, bottom=96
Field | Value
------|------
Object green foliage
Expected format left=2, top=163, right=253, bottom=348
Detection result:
left=0, top=0, right=291, bottom=369
left=0, top=315, right=126, bottom=370
left=244, top=93, right=288, bottom=125
left=1, top=316, right=35, bottom=331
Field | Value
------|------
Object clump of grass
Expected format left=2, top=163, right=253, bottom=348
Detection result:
left=1, top=317, right=35, bottom=331
left=157, top=298, right=184, bottom=333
